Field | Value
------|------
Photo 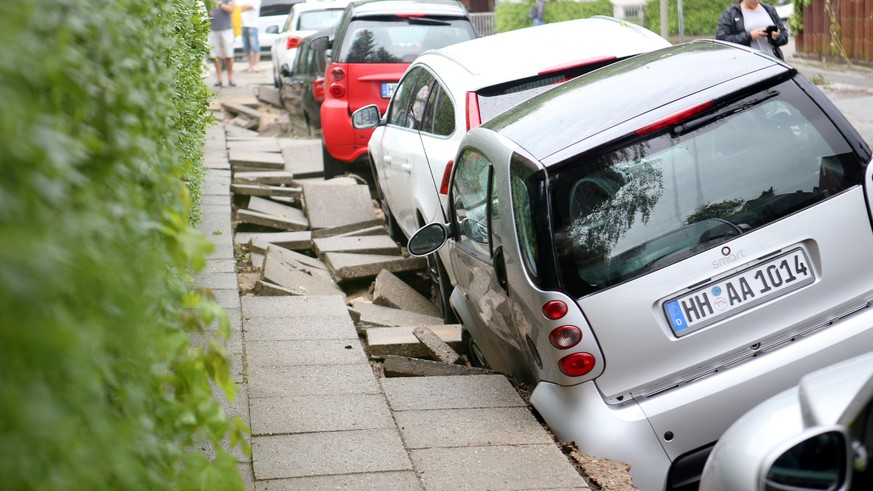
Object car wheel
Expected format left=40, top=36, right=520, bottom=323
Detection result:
left=427, top=253, right=457, bottom=323
left=462, top=329, right=488, bottom=368
left=322, top=144, right=345, bottom=180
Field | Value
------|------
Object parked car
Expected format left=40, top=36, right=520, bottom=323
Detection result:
left=775, top=0, right=793, bottom=21
left=234, top=0, right=303, bottom=57
left=319, top=0, right=477, bottom=181
left=352, top=16, right=669, bottom=321
left=280, top=30, right=330, bottom=136
left=406, top=39, right=873, bottom=490
left=699, top=350, right=873, bottom=491
left=270, top=0, right=350, bottom=88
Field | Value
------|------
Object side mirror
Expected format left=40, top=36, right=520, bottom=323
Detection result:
left=311, top=36, right=329, bottom=52
left=280, top=63, right=291, bottom=78
left=764, top=430, right=848, bottom=490
left=266, top=25, right=279, bottom=34
left=352, top=105, right=382, bottom=130
left=408, top=223, right=449, bottom=257
left=460, top=218, right=488, bottom=244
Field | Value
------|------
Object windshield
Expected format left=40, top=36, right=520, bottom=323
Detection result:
left=297, top=10, right=344, bottom=31
left=337, top=16, right=475, bottom=63
left=549, top=80, right=865, bottom=297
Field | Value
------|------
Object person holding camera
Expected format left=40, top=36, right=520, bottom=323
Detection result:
left=716, top=0, right=788, bottom=60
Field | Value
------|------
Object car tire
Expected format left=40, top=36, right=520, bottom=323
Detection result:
left=322, top=143, right=345, bottom=180
left=427, top=253, right=457, bottom=323
left=462, top=329, right=488, bottom=368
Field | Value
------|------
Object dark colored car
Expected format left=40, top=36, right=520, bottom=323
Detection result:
left=319, top=0, right=476, bottom=180
left=280, top=30, right=330, bottom=136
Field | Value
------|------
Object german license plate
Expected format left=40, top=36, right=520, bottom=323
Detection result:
left=664, top=248, right=814, bottom=337
left=381, top=82, right=397, bottom=99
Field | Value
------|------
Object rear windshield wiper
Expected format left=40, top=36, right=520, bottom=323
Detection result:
left=406, top=17, right=451, bottom=26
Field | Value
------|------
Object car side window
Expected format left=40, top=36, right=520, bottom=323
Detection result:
left=452, top=149, right=496, bottom=258
left=407, top=71, right=435, bottom=130
left=510, top=154, right=541, bottom=281
left=421, top=81, right=455, bottom=137
left=387, top=67, right=421, bottom=128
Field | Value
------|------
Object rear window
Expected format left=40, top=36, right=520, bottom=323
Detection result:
left=548, top=80, right=865, bottom=297
left=337, top=16, right=475, bottom=64
left=297, top=10, right=344, bottom=30
left=261, top=1, right=298, bottom=17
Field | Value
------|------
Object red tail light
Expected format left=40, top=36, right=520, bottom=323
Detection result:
left=549, top=325, right=582, bottom=349
left=439, top=160, right=453, bottom=195
left=395, top=13, right=425, bottom=17
left=286, top=36, right=302, bottom=50
left=537, top=56, right=617, bottom=76
left=331, top=66, right=345, bottom=82
left=313, top=77, right=325, bottom=103
left=542, top=300, right=568, bottom=320
left=559, top=352, right=596, bottom=377
left=465, top=92, right=481, bottom=130
left=329, top=83, right=345, bottom=98
left=635, top=101, right=713, bottom=136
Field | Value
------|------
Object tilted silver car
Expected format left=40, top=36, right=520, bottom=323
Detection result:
left=407, top=40, right=873, bottom=490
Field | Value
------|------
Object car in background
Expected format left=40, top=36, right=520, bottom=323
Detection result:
left=234, top=0, right=302, bottom=57
left=319, top=0, right=477, bottom=181
left=406, top=39, right=873, bottom=489
left=700, top=350, right=873, bottom=490
left=270, top=0, right=350, bottom=88
left=280, top=30, right=330, bottom=136
left=775, top=0, right=793, bottom=21
left=352, top=16, right=670, bottom=322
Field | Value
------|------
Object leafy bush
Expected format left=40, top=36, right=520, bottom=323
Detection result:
left=644, top=0, right=732, bottom=36
left=496, top=0, right=614, bottom=33
left=0, top=1, right=245, bottom=489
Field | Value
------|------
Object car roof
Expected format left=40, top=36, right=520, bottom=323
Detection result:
left=484, top=40, right=795, bottom=164
left=417, top=17, right=669, bottom=91
left=346, top=0, right=468, bottom=17
left=292, top=0, right=352, bottom=14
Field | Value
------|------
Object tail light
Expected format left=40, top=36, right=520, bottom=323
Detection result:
left=330, top=66, right=345, bottom=81
left=549, top=325, right=582, bottom=349
left=559, top=352, right=596, bottom=377
left=439, top=160, right=453, bottom=195
left=329, top=83, right=345, bottom=98
left=465, top=91, right=481, bottom=130
left=635, top=101, right=713, bottom=136
left=313, top=77, right=325, bottom=103
left=286, top=36, right=302, bottom=50
left=542, top=300, right=568, bottom=320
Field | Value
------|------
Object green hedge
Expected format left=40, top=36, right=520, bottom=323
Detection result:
left=0, top=1, right=245, bottom=490
left=644, top=0, right=733, bottom=37
left=496, top=0, right=614, bottom=33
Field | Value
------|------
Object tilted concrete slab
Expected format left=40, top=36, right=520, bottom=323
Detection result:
left=310, top=219, right=386, bottom=239
left=250, top=394, right=395, bottom=436
left=247, top=196, right=305, bottom=219
left=267, top=245, right=329, bottom=273
left=381, top=375, right=525, bottom=411
left=246, top=339, right=366, bottom=367
left=278, top=139, right=324, bottom=178
left=248, top=364, right=380, bottom=398
left=226, top=138, right=281, bottom=154
left=412, top=326, right=459, bottom=364
left=230, top=183, right=302, bottom=199
left=373, top=270, right=440, bottom=317
left=252, top=471, right=421, bottom=490
left=221, top=102, right=261, bottom=122
left=234, top=170, right=296, bottom=185
left=366, top=325, right=462, bottom=358
left=225, top=124, right=260, bottom=138
left=251, top=429, right=412, bottom=480
left=350, top=301, right=443, bottom=328
left=393, top=407, right=554, bottom=449
left=244, top=231, right=312, bottom=252
left=236, top=209, right=309, bottom=231
left=302, top=184, right=375, bottom=230
left=250, top=252, right=265, bottom=270
left=410, top=445, right=588, bottom=490
left=324, top=253, right=426, bottom=284
left=261, top=255, right=345, bottom=298
left=229, top=151, right=285, bottom=171
left=253, top=280, right=296, bottom=296
left=313, top=235, right=400, bottom=258
left=380, top=356, right=498, bottom=378
left=257, top=85, right=282, bottom=108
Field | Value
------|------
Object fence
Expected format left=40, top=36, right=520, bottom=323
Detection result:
left=471, top=12, right=497, bottom=36
left=795, top=0, right=873, bottom=65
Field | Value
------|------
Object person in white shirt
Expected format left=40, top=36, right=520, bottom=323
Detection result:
left=240, top=0, right=262, bottom=72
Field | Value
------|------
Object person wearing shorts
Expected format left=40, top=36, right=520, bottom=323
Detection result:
left=209, top=0, right=237, bottom=87
left=240, top=1, right=261, bottom=73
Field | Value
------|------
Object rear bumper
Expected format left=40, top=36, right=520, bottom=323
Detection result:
left=531, top=302, right=873, bottom=491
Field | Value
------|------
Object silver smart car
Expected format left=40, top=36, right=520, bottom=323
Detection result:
left=408, top=40, right=873, bottom=490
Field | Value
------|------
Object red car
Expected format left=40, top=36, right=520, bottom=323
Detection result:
left=319, top=0, right=476, bottom=180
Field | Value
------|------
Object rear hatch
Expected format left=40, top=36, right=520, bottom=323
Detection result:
left=547, top=75, right=873, bottom=403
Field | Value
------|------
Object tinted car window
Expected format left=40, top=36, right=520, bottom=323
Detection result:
left=452, top=149, right=496, bottom=258
left=337, top=17, right=475, bottom=64
left=297, top=10, right=344, bottom=30
left=549, top=80, right=865, bottom=297
left=387, top=67, right=422, bottom=127
left=510, top=154, right=544, bottom=282
left=406, top=71, right=435, bottom=130
left=421, top=82, right=454, bottom=136
left=261, top=0, right=298, bottom=17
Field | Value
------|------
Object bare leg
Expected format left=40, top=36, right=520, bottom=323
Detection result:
left=225, top=57, right=234, bottom=84
left=246, top=51, right=255, bottom=71
left=212, top=57, right=223, bottom=85
left=253, top=51, right=260, bottom=71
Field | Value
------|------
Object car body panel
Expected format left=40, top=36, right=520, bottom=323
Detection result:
left=280, top=30, right=329, bottom=135
left=235, top=0, right=302, bottom=55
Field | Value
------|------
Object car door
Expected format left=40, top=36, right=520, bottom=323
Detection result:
left=416, top=78, right=458, bottom=223
left=448, top=148, right=518, bottom=376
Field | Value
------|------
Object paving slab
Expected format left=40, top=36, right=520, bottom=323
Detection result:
left=324, top=253, right=427, bottom=283
left=229, top=151, right=286, bottom=171
left=248, top=364, right=381, bottom=398
left=261, top=255, right=345, bottom=297
left=201, top=258, right=236, bottom=274
left=236, top=209, right=309, bottom=231
left=267, top=245, right=328, bottom=273
left=247, top=196, right=303, bottom=218
left=313, top=235, right=401, bottom=258
left=252, top=280, right=296, bottom=296
left=380, top=356, right=498, bottom=378
left=225, top=124, right=260, bottom=138
left=250, top=394, right=395, bottom=436
left=410, top=445, right=588, bottom=490
left=211, top=288, right=241, bottom=310
left=241, top=295, right=348, bottom=320
left=230, top=183, right=302, bottom=198
left=226, top=139, right=281, bottom=154
left=257, top=85, right=282, bottom=108
left=250, top=252, right=265, bottom=269
left=234, top=170, right=296, bottom=185
left=253, top=471, right=422, bottom=491
left=413, top=326, right=459, bottom=364
left=246, top=339, right=366, bottom=367
left=366, top=325, right=462, bottom=357
left=310, top=219, right=386, bottom=238
left=373, top=270, right=440, bottom=317
left=245, top=231, right=312, bottom=252
left=193, top=271, right=238, bottom=290
left=381, top=375, right=526, bottom=411
left=251, top=429, right=412, bottom=480
left=202, top=178, right=231, bottom=196
left=394, top=407, right=553, bottom=449
left=279, top=138, right=324, bottom=178
left=351, top=301, right=443, bottom=328
left=222, top=102, right=261, bottom=121
left=303, top=183, right=375, bottom=229
left=244, top=315, right=357, bottom=341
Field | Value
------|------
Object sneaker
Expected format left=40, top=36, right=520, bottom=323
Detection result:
left=228, top=80, right=237, bottom=87
left=213, top=81, right=222, bottom=87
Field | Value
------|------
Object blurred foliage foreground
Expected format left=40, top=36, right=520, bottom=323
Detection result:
left=0, top=1, right=247, bottom=489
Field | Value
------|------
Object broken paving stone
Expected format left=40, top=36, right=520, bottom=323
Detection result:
left=350, top=300, right=443, bottom=328
left=413, top=326, right=460, bottom=364
left=225, top=125, right=260, bottom=138
left=324, top=252, right=426, bottom=284
left=310, top=219, right=386, bottom=239
left=373, top=270, right=440, bottom=317
left=229, top=151, right=285, bottom=171
left=230, top=183, right=302, bottom=199
left=313, top=235, right=401, bottom=259
left=253, top=280, right=297, bottom=296
left=366, top=325, right=462, bottom=358
left=303, top=184, right=376, bottom=230
left=250, top=252, right=265, bottom=269
left=222, top=102, right=261, bottom=121
left=261, top=255, right=345, bottom=298
left=379, top=355, right=497, bottom=378
left=245, top=231, right=312, bottom=253
left=236, top=209, right=309, bottom=231
left=267, top=245, right=329, bottom=275
left=233, top=171, right=296, bottom=186
left=226, top=138, right=281, bottom=154
left=279, top=139, right=324, bottom=178
left=247, top=196, right=305, bottom=219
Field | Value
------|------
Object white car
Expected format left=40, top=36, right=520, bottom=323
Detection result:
left=775, top=0, right=793, bottom=21
left=353, top=16, right=670, bottom=321
left=270, top=0, right=351, bottom=87
left=234, top=0, right=301, bottom=57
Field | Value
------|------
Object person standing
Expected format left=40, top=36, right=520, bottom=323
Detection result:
left=528, top=0, right=545, bottom=27
left=209, top=0, right=237, bottom=87
left=240, top=0, right=262, bottom=73
left=716, top=0, right=788, bottom=59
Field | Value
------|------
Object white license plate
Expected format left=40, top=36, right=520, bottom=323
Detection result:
left=381, top=82, right=397, bottom=99
left=664, top=248, right=814, bottom=337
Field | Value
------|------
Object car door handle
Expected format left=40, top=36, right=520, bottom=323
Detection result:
left=401, top=162, right=412, bottom=174
left=383, top=155, right=392, bottom=166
